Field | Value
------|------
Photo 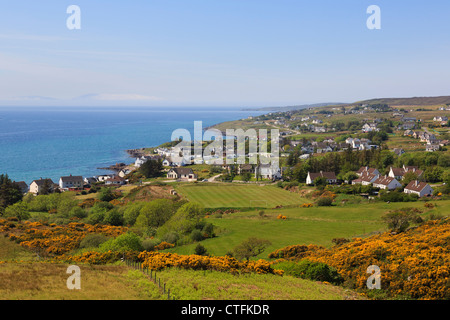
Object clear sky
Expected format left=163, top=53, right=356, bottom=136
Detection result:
left=0, top=0, right=449, bottom=107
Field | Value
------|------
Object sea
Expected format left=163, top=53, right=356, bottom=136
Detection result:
left=0, top=106, right=267, bottom=184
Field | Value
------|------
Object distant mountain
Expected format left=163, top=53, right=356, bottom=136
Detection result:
left=353, top=96, right=450, bottom=106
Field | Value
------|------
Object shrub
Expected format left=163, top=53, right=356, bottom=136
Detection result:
left=276, top=260, right=343, bottom=284
left=104, top=209, right=124, bottom=226
left=79, top=234, right=109, bottom=249
left=99, top=232, right=143, bottom=252
left=190, top=229, right=204, bottom=242
left=142, top=238, right=161, bottom=251
left=161, top=231, right=180, bottom=244
left=316, top=197, right=333, bottom=206
left=194, top=243, right=209, bottom=256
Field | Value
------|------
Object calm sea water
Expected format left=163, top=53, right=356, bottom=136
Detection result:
left=0, top=106, right=265, bottom=184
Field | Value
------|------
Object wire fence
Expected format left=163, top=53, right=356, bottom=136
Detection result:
left=124, top=259, right=176, bottom=300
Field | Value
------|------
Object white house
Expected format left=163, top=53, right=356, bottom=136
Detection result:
left=255, top=164, right=282, bottom=180
left=29, top=178, right=55, bottom=194
left=372, top=176, right=402, bottom=190
left=306, top=171, right=337, bottom=185
left=352, top=173, right=379, bottom=186
left=362, top=123, right=379, bottom=133
left=404, top=181, right=433, bottom=197
left=118, top=169, right=132, bottom=178
left=59, top=175, right=84, bottom=190
left=167, top=167, right=197, bottom=181
left=356, top=167, right=380, bottom=177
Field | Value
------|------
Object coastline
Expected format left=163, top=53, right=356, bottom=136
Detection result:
left=1, top=107, right=266, bottom=184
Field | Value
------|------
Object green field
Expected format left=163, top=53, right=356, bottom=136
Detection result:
left=152, top=268, right=362, bottom=300
left=169, top=200, right=450, bottom=258
left=175, top=184, right=308, bottom=208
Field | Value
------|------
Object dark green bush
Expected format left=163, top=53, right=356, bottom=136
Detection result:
left=276, top=260, right=343, bottom=284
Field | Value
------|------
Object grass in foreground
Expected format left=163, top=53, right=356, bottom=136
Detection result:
left=0, top=262, right=164, bottom=300
left=151, top=268, right=363, bottom=300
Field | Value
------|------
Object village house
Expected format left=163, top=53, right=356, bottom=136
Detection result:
left=135, top=155, right=162, bottom=168
left=118, top=168, right=132, bottom=178
left=362, top=123, right=379, bottom=133
left=352, top=172, right=379, bottom=186
left=84, top=177, right=98, bottom=185
left=356, top=167, right=380, bottom=177
left=404, top=180, right=433, bottom=197
left=433, top=116, right=448, bottom=122
left=59, top=175, right=84, bottom=191
left=255, top=164, right=282, bottom=180
left=97, top=174, right=115, bottom=182
left=426, top=144, right=440, bottom=152
left=389, top=165, right=423, bottom=180
left=393, top=148, right=405, bottom=156
left=306, top=171, right=337, bottom=185
left=237, top=164, right=254, bottom=175
left=372, top=176, right=402, bottom=190
left=29, top=178, right=55, bottom=194
left=105, top=175, right=126, bottom=186
left=167, top=167, right=198, bottom=181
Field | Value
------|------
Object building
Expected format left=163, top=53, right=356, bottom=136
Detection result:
left=306, top=171, right=337, bottom=185
left=404, top=180, right=433, bottom=197
left=352, top=172, right=379, bottom=186
left=362, top=123, right=379, bottom=133
left=372, top=176, right=402, bottom=190
left=255, top=164, right=282, bottom=180
left=29, top=178, right=55, bottom=194
left=59, top=175, right=84, bottom=190
left=97, top=174, right=115, bottom=182
left=118, top=169, right=132, bottom=178
left=167, top=167, right=197, bottom=181
left=105, top=175, right=126, bottom=186
left=356, top=167, right=380, bottom=177
left=426, top=144, right=440, bottom=152
left=389, top=165, right=423, bottom=180
left=393, top=148, right=405, bottom=156
left=237, top=164, right=254, bottom=175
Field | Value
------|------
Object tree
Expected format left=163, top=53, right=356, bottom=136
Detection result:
left=4, top=202, right=30, bottom=221
left=139, top=159, right=163, bottom=179
left=233, top=237, right=271, bottom=261
left=194, top=243, right=208, bottom=256
left=402, top=171, right=420, bottom=186
left=99, top=187, right=117, bottom=202
left=104, top=208, right=124, bottom=226
left=0, top=174, right=23, bottom=214
left=241, top=172, right=252, bottom=182
left=382, top=209, right=421, bottom=233
left=135, top=199, right=175, bottom=229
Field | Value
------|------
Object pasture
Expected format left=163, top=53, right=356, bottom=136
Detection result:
left=169, top=200, right=450, bottom=258
left=175, top=183, right=308, bottom=208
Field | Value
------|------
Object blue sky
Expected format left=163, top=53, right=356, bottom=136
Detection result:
left=0, top=0, right=449, bottom=107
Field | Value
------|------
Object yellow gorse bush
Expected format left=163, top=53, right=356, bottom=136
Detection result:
left=0, top=219, right=128, bottom=256
left=137, top=251, right=284, bottom=276
left=269, top=218, right=450, bottom=300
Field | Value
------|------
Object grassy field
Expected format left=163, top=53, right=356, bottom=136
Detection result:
left=169, top=200, right=450, bottom=258
left=175, top=183, right=308, bottom=208
left=0, top=236, right=361, bottom=300
left=152, top=268, right=363, bottom=300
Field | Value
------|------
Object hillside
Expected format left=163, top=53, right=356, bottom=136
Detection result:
left=354, top=95, right=450, bottom=106
left=269, top=216, right=450, bottom=300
